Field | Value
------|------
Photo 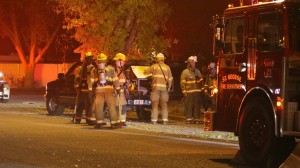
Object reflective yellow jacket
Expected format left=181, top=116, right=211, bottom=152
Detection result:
left=91, top=65, right=120, bottom=91
left=144, top=62, right=173, bottom=91
left=180, top=67, right=203, bottom=94
left=74, top=64, right=95, bottom=91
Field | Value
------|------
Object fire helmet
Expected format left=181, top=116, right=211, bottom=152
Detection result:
left=155, top=53, right=165, bottom=62
left=185, top=56, right=197, bottom=63
left=114, top=53, right=126, bottom=61
left=96, top=53, right=108, bottom=62
left=85, top=51, right=93, bottom=58
left=208, top=62, right=216, bottom=69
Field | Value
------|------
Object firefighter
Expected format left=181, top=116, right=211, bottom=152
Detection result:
left=74, top=51, right=96, bottom=125
left=144, top=53, right=173, bottom=125
left=180, top=56, right=203, bottom=124
left=202, top=62, right=217, bottom=111
left=113, top=53, right=128, bottom=127
left=93, top=53, right=121, bottom=129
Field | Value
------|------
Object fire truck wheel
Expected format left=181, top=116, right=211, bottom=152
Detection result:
left=239, top=98, right=274, bottom=166
left=136, top=106, right=151, bottom=121
left=46, top=94, right=65, bottom=116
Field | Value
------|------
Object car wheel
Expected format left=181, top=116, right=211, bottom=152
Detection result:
left=239, top=98, right=274, bottom=166
left=136, top=106, right=151, bottom=121
left=46, top=95, right=65, bottom=116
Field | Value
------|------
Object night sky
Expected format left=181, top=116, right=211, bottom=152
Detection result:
left=166, top=0, right=228, bottom=65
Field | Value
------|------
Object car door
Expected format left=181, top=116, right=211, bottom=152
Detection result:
left=59, top=62, right=80, bottom=107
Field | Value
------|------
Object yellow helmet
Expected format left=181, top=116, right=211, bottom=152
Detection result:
left=96, top=53, right=107, bottom=62
left=155, top=53, right=165, bottom=62
left=186, top=56, right=198, bottom=63
left=85, top=51, right=93, bottom=58
left=114, top=53, right=126, bottom=61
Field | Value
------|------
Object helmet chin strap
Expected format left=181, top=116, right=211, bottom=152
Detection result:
left=117, top=59, right=124, bottom=69
left=116, top=60, right=124, bottom=77
left=119, top=60, right=123, bottom=68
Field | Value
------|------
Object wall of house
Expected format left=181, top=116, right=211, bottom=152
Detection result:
left=0, top=63, right=74, bottom=88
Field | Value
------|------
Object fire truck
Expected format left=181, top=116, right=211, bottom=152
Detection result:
left=211, top=0, right=300, bottom=166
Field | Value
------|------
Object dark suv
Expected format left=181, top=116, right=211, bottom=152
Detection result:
left=44, top=61, right=154, bottom=121
left=45, top=62, right=81, bottom=115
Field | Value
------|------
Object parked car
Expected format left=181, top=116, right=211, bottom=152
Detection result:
left=0, top=72, right=10, bottom=103
left=124, top=61, right=182, bottom=121
left=45, top=62, right=80, bottom=115
left=44, top=60, right=181, bottom=120
left=44, top=61, right=154, bottom=121
left=124, top=60, right=152, bottom=121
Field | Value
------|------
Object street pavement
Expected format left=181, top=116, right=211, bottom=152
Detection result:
left=9, top=88, right=238, bottom=143
left=8, top=88, right=298, bottom=167
left=0, top=111, right=243, bottom=168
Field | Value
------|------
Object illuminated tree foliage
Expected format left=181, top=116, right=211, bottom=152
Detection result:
left=0, top=0, right=62, bottom=88
left=55, top=0, right=171, bottom=59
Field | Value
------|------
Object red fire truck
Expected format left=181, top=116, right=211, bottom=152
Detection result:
left=211, top=0, right=300, bottom=166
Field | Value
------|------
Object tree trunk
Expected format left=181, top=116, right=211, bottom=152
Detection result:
left=24, top=63, right=35, bottom=88
left=124, top=27, right=137, bottom=54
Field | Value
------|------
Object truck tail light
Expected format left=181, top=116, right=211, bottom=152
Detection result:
left=276, top=97, right=282, bottom=111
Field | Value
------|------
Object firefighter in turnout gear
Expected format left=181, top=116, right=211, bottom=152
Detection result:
left=144, top=53, right=173, bottom=125
left=180, top=56, right=203, bottom=124
left=92, top=53, right=121, bottom=129
left=202, top=62, right=217, bottom=111
left=74, top=51, right=96, bottom=124
left=113, top=53, right=128, bottom=127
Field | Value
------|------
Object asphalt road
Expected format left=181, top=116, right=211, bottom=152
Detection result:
left=0, top=112, right=245, bottom=168
left=0, top=89, right=254, bottom=168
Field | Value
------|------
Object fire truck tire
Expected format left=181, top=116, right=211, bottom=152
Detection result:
left=239, top=98, right=274, bottom=166
left=46, top=95, right=65, bottom=116
left=136, top=107, right=151, bottom=121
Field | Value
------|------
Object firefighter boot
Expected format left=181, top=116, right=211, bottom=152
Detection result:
left=86, top=119, right=96, bottom=126
left=74, top=119, right=81, bottom=124
left=119, top=122, right=127, bottom=127
left=94, top=123, right=106, bottom=129
left=186, top=120, right=193, bottom=124
left=194, top=120, right=202, bottom=124
left=111, top=123, right=120, bottom=129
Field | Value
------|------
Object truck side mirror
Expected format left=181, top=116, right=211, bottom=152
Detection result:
left=213, top=26, right=224, bottom=57
left=211, top=15, right=224, bottom=57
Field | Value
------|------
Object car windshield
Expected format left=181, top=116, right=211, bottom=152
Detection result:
left=65, top=62, right=81, bottom=77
